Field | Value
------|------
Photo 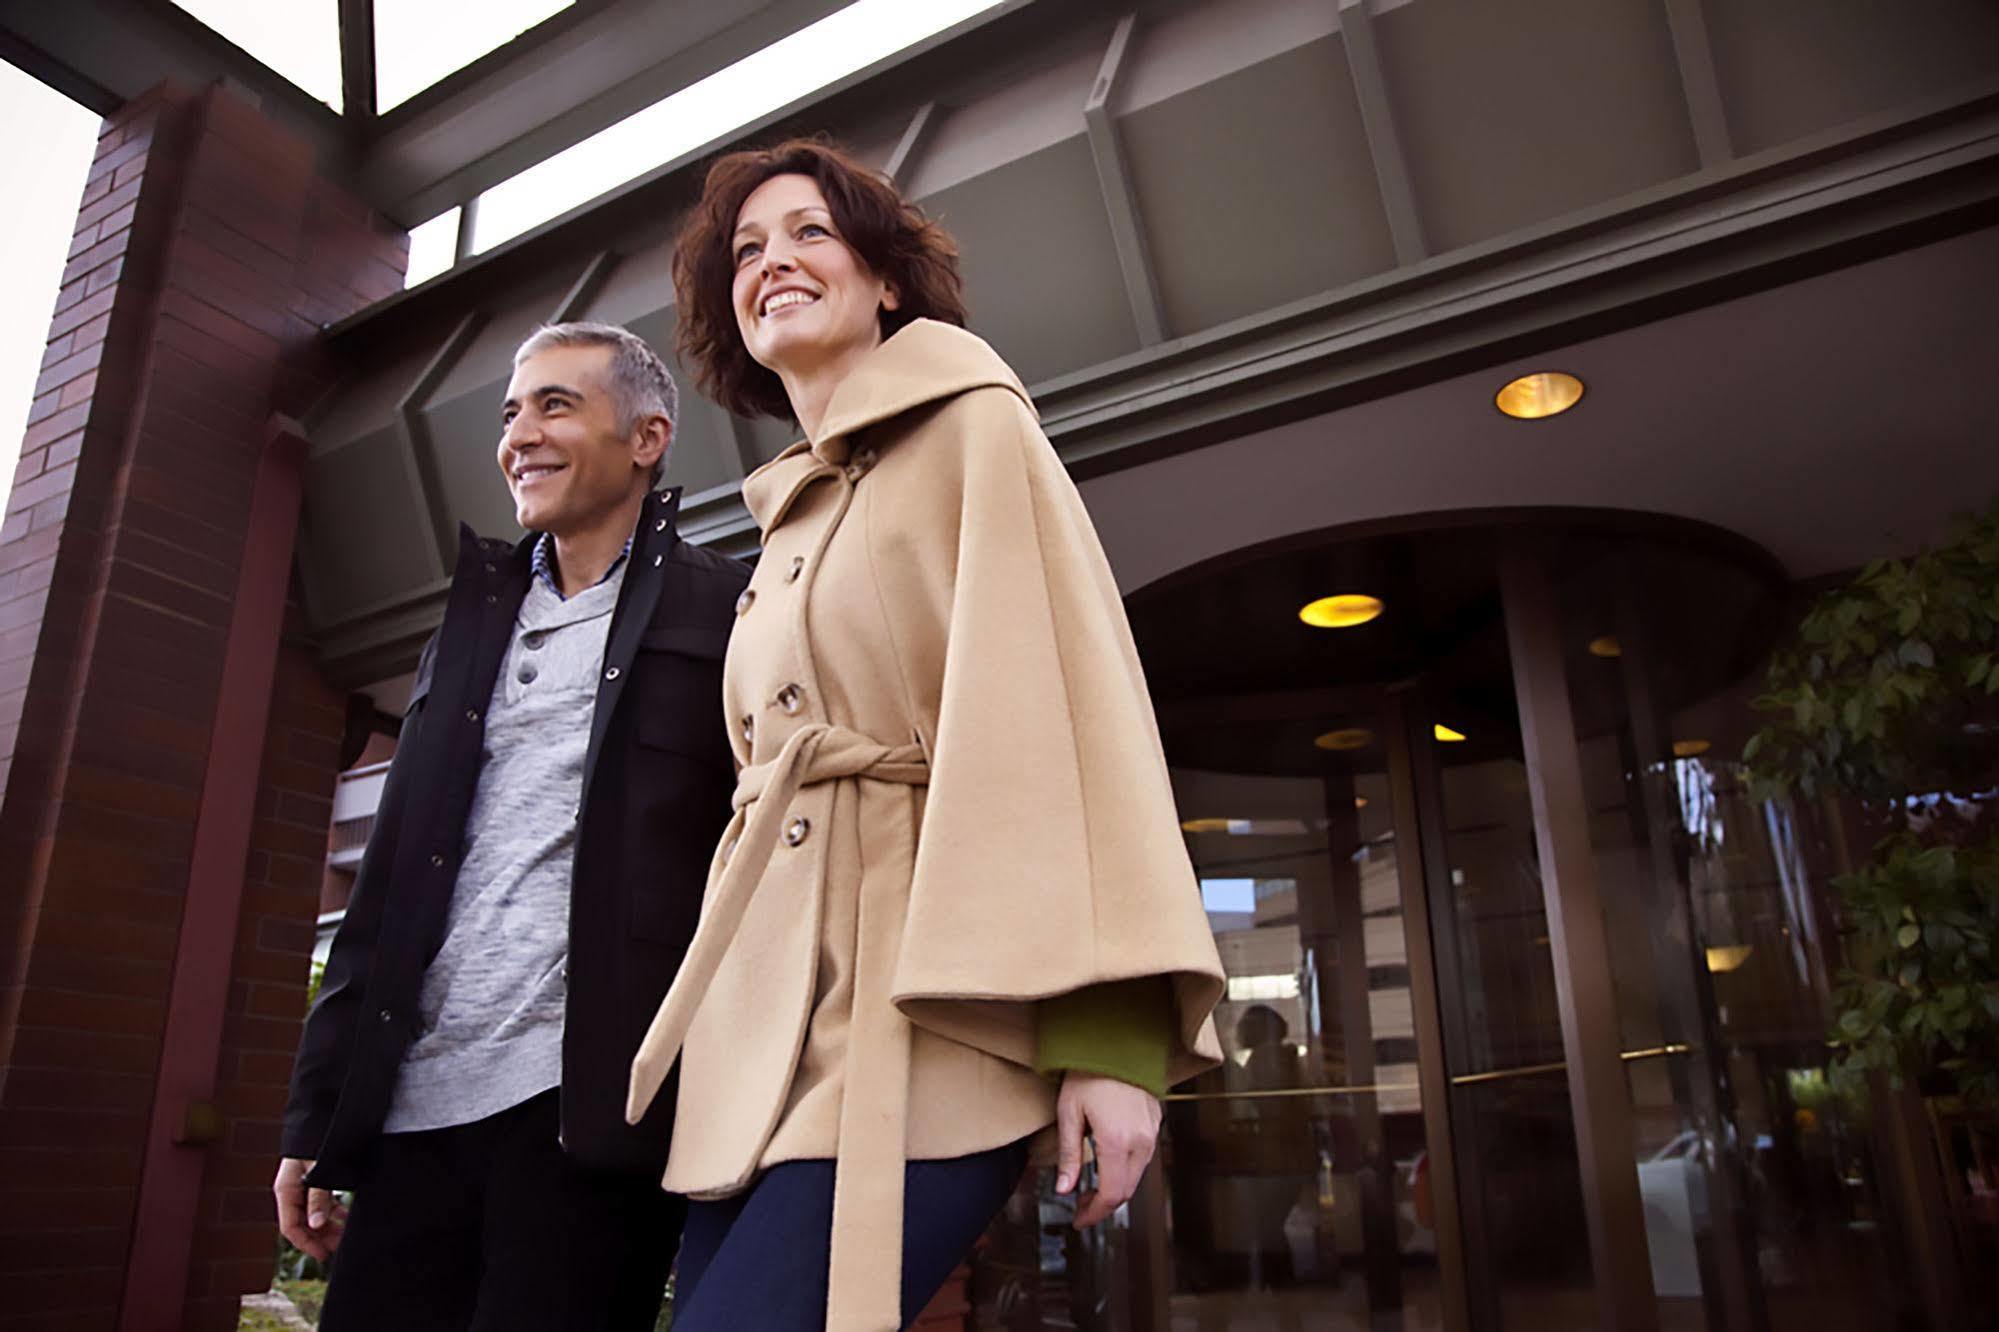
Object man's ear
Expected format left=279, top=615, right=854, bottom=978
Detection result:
left=635, top=415, right=672, bottom=475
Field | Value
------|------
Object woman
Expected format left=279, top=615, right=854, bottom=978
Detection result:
left=627, top=139, right=1224, bottom=1331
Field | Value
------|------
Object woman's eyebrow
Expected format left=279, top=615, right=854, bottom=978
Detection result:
left=733, top=206, right=829, bottom=241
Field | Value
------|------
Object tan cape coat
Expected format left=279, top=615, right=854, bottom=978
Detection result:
left=628, top=319, right=1224, bottom=1330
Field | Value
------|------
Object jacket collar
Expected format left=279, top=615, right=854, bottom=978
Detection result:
left=739, top=320, right=1032, bottom=533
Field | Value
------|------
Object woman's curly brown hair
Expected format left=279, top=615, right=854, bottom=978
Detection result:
left=672, top=138, right=967, bottom=421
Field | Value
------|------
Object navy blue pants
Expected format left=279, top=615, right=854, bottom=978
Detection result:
left=671, top=1137, right=1030, bottom=1330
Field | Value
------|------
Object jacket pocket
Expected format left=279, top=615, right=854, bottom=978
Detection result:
left=633, top=626, right=731, bottom=766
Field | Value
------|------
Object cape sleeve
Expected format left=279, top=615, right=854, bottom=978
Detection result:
left=888, top=389, right=1225, bottom=1088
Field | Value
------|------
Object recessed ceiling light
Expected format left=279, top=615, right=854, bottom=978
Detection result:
left=1315, top=728, right=1374, bottom=752
left=1180, top=818, right=1233, bottom=834
left=1588, top=636, right=1622, bottom=658
left=1672, top=739, right=1712, bottom=758
left=1705, top=944, right=1752, bottom=973
left=1495, top=371, right=1585, bottom=420
left=1299, top=594, right=1384, bottom=629
left=1434, top=724, right=1467, bottom=742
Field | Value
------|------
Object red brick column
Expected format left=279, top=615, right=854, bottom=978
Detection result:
left=0, top=83, right=405, bottom=1332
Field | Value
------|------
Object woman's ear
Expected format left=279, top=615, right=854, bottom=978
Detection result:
left=881, top=281, right=902, bottom=313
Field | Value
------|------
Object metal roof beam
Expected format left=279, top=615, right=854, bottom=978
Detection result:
left=1339, top=0, right=1428, bottom=266
left=338, top=0, right=377, bottom=128
left=1085, top=14, right=1169, bottom=347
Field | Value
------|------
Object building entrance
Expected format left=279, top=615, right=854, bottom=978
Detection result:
left=960, top=516, right=1928, bottom=1332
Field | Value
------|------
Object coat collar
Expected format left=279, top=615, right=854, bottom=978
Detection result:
left=739, top=320, right=1033, bottom=534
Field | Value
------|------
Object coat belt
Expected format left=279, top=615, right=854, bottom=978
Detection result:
left=628, top=721, right=930, bottom=1331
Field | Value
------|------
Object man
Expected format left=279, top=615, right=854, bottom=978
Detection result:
left=274, top=323, right=747, bottom=1330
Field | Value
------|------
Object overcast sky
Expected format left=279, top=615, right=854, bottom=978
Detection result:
left=0, top=64, right=100, bottom=515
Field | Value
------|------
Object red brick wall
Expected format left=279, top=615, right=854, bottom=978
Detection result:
left=0, top=82, right=405, bottom=1332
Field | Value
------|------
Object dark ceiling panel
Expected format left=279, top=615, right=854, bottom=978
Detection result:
left=1703, top=0, right=1999, bottom=156
left=1120, top=32, right=1395, bottom=338
left=1373, top=0, right=1698, bottom=255
left=301, top=425, right=441, bottom=623
left=926, top=135, right=1141, bottom=388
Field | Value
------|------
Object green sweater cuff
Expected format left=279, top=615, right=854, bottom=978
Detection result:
left=1033, top=976, right=1173, bottom=1098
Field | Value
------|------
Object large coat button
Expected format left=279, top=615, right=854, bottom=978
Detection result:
left=777, top=683, right=804, bottom=714
left=787, top=556, right=804, bottom=583
left=783, top=817, right=811, bottom=847
left=741, top=714, right=756, bottom=743
left=736, top=589, right=756, bottom=616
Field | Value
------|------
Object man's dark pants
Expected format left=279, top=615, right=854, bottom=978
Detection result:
left=318, top=1090, right=684, bottom=1332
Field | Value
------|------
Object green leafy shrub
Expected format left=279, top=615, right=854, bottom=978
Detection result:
left=1746, top=500, right=1999, bottom=1104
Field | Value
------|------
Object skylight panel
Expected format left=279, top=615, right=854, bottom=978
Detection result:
left=469, top=0, right=1004, bottom=254
left=403, top=208, right=463, bottom=288
left=172, top=0, right=343, bottom=112
left=373, top=0, right=575, bottom=113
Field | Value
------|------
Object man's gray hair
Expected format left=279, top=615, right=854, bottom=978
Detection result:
left=514, top=321, right=679, bottom=485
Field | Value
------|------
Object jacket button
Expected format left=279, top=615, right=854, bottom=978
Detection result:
left=431, top=853, right=445, bottom=867
left=735, top=589, right=755, bottom=616
left=741, top=714, right=755, bottom=743
left=518, top=664, right=537, bottom=685
left=777, top=683, right=804, bottom=714
left=465, top=709, right=480, bottom=723
left=787, top=556, right=804, bottom=583
left=783, top=817, right=810, bottom=847
left=485, top=594, right=497, bottom=605
left=653, top=554, right=663, bottom=567
left=378, top=1009, right=393, bottom=1024
left=605, top=666, right=621, bottom=681
left=655, top=517, right=667, bottom=531
left=523, top=631, right=545, bottom=649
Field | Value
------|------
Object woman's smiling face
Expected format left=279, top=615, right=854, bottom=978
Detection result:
left=730, top=172, right=899, bottom=382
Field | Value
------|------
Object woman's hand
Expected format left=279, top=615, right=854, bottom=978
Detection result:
left=1054, top=1070, right=1162, bottom=1228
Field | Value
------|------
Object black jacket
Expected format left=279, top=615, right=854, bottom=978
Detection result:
left=283, top=488, right=748, bottom=1186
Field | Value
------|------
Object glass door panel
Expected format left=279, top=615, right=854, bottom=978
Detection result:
left=1400, top=682, right=1597, bottom=1332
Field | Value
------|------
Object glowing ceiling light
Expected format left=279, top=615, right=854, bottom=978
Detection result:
left=1315, top=728, right=1374, bottom=752
left=1588, top=636, right=1622, bottom=658
left=1180, top=818, right=1233, bottom=834
left=1434, top=724, right=1467, bottom=742
left=1299, top=594, right=1384, bottom=629
left=1495, top=371, right=1585, bottom=420
left=1706, top=945, right=1753, bottom=973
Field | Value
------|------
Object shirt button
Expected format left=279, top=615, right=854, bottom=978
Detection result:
left=783, top=817, right=811, bottom=848
left=605, top=666, right=621, bottom=681
left=518, top=664, right=537, bottom=684
left=735, top=589, right=756, bottom=616
left=777, top=683, right=804, bottom=714
left=787, top=556, right=804, bottom=583
left=523, top=631, right=545, bottom=650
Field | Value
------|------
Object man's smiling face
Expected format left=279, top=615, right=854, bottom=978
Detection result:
left=497, top=344, right=648, bottom=536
